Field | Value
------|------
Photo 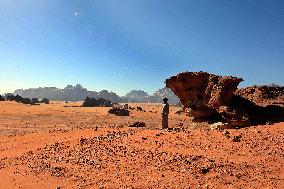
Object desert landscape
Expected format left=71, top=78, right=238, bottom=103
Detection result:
left=1, top=72, right=284, bottom=189
left=1, top=1, right=284, bottom=188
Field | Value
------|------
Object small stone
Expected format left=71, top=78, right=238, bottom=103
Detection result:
left=129, top=122, right=145, bottom=127
left=223, top=130, right=230, bottom=138
left=232, top=136, right=241, bottom=142
left=210, top=122, right=228, bottom=130
left=223, top=130, right=230, bottom=135
left=200, top=167, right=210, bottom=174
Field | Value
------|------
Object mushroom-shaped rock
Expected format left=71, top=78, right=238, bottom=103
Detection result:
left=166, top=71, right=284, bottom=127
left=166, top=71, right=243, bottom=121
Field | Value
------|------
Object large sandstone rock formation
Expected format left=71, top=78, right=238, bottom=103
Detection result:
left=166, top=71, right=243, bottom=121
left=166, top=71, right=284, bottom=127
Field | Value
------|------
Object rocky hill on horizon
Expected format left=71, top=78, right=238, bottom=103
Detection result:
left=125, top=90, right=149, bottom=103
left=12, top=84, right=180, bottom=104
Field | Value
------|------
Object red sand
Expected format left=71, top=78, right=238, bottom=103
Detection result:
left=0, top=101, right=283, bottom=188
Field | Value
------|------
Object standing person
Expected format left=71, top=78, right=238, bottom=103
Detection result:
left=162, top=97, right=169, bottom=129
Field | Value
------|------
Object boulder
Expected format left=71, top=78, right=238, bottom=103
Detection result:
left=14, top=94, right=23, bottom=103
left=39, top=98, right=49, bottom=104
left=82, top=97, right=97, bottom=107
left=12, top=94, right=31, bottom=104
left=31, top=98, right=39, bottom=104
left=210, top=122, right=229, bottom=130
left=6, top=94, right=15, bottom=101
left=21, top=98, right=32, bottom=104
left=82, top=97, right=112, bottom=107
left=96, top=98, right=112, bottom=107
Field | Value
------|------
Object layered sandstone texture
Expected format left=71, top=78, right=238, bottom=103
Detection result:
left=235, top=86, right=284, bottom=107
left=166, top=71, right=284, bottom=127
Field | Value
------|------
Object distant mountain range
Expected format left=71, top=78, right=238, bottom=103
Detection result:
left=12, top=84, right=180, bottom=104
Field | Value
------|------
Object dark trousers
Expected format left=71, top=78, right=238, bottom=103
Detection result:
left=162, top=114, right=168, bottom=129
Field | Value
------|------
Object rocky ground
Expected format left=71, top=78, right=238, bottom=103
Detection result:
left=0, top=101, right=284, bottom=188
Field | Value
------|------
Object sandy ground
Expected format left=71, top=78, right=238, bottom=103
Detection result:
left=0, top=101, right=284, bottom=188
left=0, top=101, right=193, bottom=136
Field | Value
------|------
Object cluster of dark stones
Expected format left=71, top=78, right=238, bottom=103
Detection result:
left=82, top=97, right=112, bottom=107
left=8, top=94, right=32, bottom=104
left=108, top=107, right=130, bottom=116
left=129, top=122, right=146, bottom=127
left=1, top=94, right=49, bottom=105
left=137, top=107, right=143, bottom=111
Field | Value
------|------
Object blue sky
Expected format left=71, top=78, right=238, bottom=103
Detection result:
left=0, top=0, right=283, bottom=95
